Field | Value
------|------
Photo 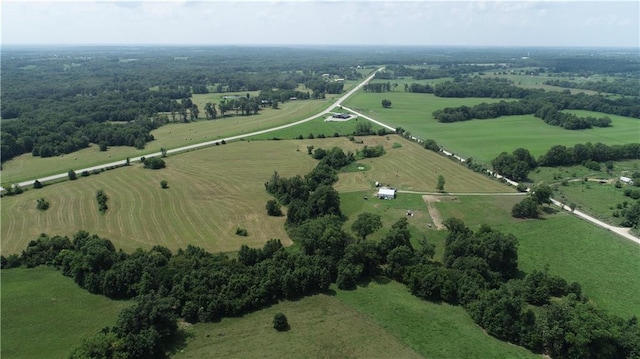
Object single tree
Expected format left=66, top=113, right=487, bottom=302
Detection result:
left=273, top=313, right=289, bottom=331
left=68, top=170, right=77, bottom=181
left=381, top=99, right=392, bottom=108
left=36, top=198, right=50, bottom=211
left=190, top=104, right=199, bottom=120
left=436, top=175, right=446, bottom=192
left=160, top=180, right=169, bottom=189
left=33, top=180, right=43, bottom=189
left=99, top=141, right=108, bottom=152
left=531, top=183, right=553, bottom=205
left=351, top=212, right=383, bottom=239
left=160, top=147, right=168, bottom=158
left=511, top=197, right=539, bottom=218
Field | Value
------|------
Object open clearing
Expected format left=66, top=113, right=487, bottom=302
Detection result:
left=1, top=97, right=329, bottom=185
left=2, top=135, right=511, bottom=255
left=335, top=280, right=540, bottom=359
left=173, top=293, right=422, bottom=359
left=343, top=92, right=639, bottom=163
left=1, top=267, right=131, bottom=359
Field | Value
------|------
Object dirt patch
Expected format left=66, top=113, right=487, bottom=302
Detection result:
left=422, top=195, right=451, bottom=230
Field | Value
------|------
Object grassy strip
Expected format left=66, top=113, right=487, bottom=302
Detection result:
left=1, top=267, right=131, bottom=359
left=173, top=293, right=423, bottom=359
left=335, top=280, right=540, bottom=359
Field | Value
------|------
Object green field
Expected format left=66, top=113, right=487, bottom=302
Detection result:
left=1, top=97, right=329, bottom=185
left=342, top=92, right=639, bottom=163
left=249, top=115, right=385, bottom=141
left=1, top=135, right=511, bottom=255
left=335, top=280, right=540, bottom=359
left=173, top=293, right=423, bottom=359
left=1, top=267, right=131, bottom=359
left=432, top=195, right=640, bottom=319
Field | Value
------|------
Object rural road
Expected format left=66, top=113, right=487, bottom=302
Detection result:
left=7, top=67, right=384, bottom=190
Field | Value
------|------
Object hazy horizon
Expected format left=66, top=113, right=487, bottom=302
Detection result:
left=2, top=1, right=639, bottom=48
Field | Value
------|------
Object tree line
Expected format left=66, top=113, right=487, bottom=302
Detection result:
left=544, top=78, right=640, bottom=97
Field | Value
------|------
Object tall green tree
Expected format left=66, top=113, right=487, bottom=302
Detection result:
left=351, top=212, right=382, bottom=239
left=437, top=175, right=446, bottom=192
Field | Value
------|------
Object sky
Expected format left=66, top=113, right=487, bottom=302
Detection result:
left=2, top=0, right=639, bottom=47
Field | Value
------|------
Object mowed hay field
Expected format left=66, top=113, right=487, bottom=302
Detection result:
left=1, top=141, right=317, bottom=254
left=342, top=92, right=639, bottom=162
left=1, top=267, right=131, bottom=359
left=1, top=97, right=329, bottom=185
left=2, top=135, right=512, bottom=255
left=174, top=293, right=423, bottom=359
left=332, top=135, right=515, bottom=194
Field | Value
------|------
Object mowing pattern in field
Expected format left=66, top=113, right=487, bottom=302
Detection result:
left=333, top=135, right=515, bottom=193
left=2, top=97, right=328, bottom=184
left=173, top=293, right=423, bottom=359
left=335, top=280, right=540, bottom=359
left=1, top=267, right=131, bottom=359
left=1, top=141, right=320, bottom=254
left=343, top=92, right=639, bottom=163
left=432, top=195, right=640, bottom=319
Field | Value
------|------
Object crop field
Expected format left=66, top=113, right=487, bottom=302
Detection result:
left=1, top=97, right=329, bottom=185
left=342, top=92, right=639, bottom=163
left=173, top=293, right=423, bottom=359
left=1, top=135, right=511, bottom=255
left=1, top=267, right=131, bottom=359
left=432, top=195, right=640, bottom=319
left=335, top=280, right=540, bottom=359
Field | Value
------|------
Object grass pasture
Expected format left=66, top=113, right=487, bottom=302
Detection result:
left=343, top=92, right=639, bottom=163
left=335, top=280, right=540, bottom=359
left=173, top=293, right=423, bottom=359
left=432, top=195, right=640, bottom=319
left=1, top=267, right=131, bottom=359
left=249, top=115, right=385, bottom=141
left=1, top=97, right=329, bottom=185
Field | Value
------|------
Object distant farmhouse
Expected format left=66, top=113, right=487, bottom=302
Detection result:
left=377, top=187, right=396, bottom=200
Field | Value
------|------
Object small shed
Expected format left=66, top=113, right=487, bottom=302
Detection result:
left=377, top=187, right=396, bottom=200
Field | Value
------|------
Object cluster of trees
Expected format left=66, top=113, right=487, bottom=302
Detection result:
left=544, top=78, right=640, bottom=96
left=511, top=184, right=553, bottom=219
left=537, top=142, right=640, bottom=167
left=358, top=145, right=385, bottom=158
left=258, top=88, right=311, bottom=103
left=433, top=77, right=530, bottom=99
left=304, top=79, right=344, bottom=98
left=491, top=148, right=538, bottom=182
left=534, top=105, right=611, bottom=130
left=432, top=81, right=640, bottom=125
left=385, top=64, right=507, bottom=80
left=363, top=82, right=392, bottom=93
left=404, top=83, right=434, bottom=93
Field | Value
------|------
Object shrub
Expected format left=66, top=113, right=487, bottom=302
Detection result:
left=236, top=227, right=248, bottom=236
left=266, top=200, right=282, bottom=216
left=144, top=157, right=166, bottom=170
left=33, top=180, right=43, bottom=189
left=273, top=313, right=289, bottom=331
left=160, top=180, right=169, bottom=189
left=36, top=198, right=50, bottom=211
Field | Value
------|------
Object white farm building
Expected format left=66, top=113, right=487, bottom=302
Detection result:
left=377, top=187, right=396, bottom=200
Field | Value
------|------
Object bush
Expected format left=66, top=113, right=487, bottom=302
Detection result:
left=144, top=157, right=166, bottom=170
left=36, top=198, right=50, bottom=211
left=584, top=160, right=601, bottom=171
left=273, top=313, right=289, bottom=331
left=266, top=200, right=283, bottom=216
left=68, top=170, right=77, bottom=180
left=33, top=180, right=43, bottom=189
left=236, top=227, right=248, bottom=236
left=160, top=180, right=169, bottom=189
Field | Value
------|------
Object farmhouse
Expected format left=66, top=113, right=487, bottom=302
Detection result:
left=377, top=187, right=396, bottom=200
left=332, top=113, right=350, bottom=119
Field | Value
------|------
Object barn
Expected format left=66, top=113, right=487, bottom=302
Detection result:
left=377, top=187, right=396, bottom=200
